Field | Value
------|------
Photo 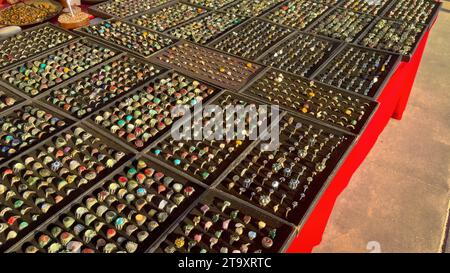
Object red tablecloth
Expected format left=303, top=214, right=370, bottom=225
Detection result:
left=287, top=21, right=435, bottom=253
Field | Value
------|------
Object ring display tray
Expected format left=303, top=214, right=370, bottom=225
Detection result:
left=125, top=1, right=208, bottom=33
left=0, top=23, right=78, bottom=72
left=146, top=91, right=276, bottom=186
left=263, top=0, right=335, bottom=31
left=0, top=103, right=73, bottom=164
left=0, top=38, right=120, bottom=98
left=88, top=0, right=172, bottom=19
left=357, top=17, right=429, bottom=62
left=311, top=44, right=401, bottom=99
left=165, top=11, right=248, bottom=45
left=257, top=31, right=343, bottom=78
left=308, top=8, right=375, bottom=43
left=151, top=190, right=296, bottom=253
left=220, top=0, right=285, bottom=17
left=214, top=113, right=356, bottom=226
left=74, top=20, right=178, bottom=60
left=43, top=53, right=166, bottom=119
left=339, top=0, right=394, bottom=16
left=384, top=0, right=442, bottom=28
left=209, top=18, right=294, bottom=61
left=183, top=0, right=237, bottom=10
left=150, top=41, right=264, bottom=91
left=87, top=70, right=220, bottom=152
left=240, top=67, right=379, bottom=135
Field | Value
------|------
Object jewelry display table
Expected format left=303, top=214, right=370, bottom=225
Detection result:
left=0, top=0, right=441, bottom=253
